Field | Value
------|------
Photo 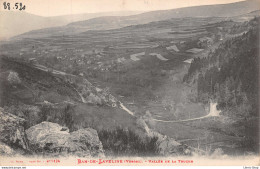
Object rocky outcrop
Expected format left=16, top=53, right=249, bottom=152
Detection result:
left=150, top=131, right=192, bottom=156
left=137, top=117, right=192, bottom=156
left=0, top=142, right=15, bottom=155
left=157, top=137, right=191, bottom=156
left=0, top=107, right=28, bottom=150
left=26, top=121, right=104, bottom=157
left=0, top=108, right=104, bottom=157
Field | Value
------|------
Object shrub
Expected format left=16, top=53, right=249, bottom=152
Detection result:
left=98, top=127, right=159, bottom=157
left=7, top=71, right=21, bottom=85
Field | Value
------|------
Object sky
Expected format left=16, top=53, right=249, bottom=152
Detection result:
left=0, top=0, right=245, bottom=17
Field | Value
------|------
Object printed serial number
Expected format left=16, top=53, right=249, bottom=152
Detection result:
left=3, top=2, right=26, bottom=10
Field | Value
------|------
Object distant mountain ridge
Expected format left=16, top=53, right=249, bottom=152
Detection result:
left=0, top=11, right=143, bottom=40
left=11, top=0, right=260, bottom=40
left=71, top=0, right=259, bottom=26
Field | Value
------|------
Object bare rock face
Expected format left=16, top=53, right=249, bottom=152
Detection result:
left=0, top=107, right=28, bottom=150
left=25, top=121, right=104, bottom=157
left=69, top=129, right=104, bottom=157
left=150, top=131, right=192, bottom=156
left=0, top=142, right=15, bottom=155
left=158, top=137, right=191, bottom=156
left=137, top=117, right=192, bottom=156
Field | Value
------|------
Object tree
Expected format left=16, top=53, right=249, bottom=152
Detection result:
left=224, top=78, right=232, bottom=107
left=7, top=71, right=21, bottom=85
left=64, top=104, right=74, bottom=130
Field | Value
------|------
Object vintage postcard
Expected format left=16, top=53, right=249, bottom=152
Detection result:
left=0, top=0, right=259, bottom=167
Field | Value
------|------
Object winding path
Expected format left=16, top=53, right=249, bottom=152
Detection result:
left=152, top=102, right=221, bottom=123
left=152, top=114, right=211, bottom=123
left=119, top=102, right=134, bottom=116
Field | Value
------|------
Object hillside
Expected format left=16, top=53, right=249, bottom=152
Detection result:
left=0, top=56, right=137, bottom=130
left=183, top=17, right=259, bottom=153
left=0, top=11, right=143, bottom=40
left=231, top=9, right=260, bottom=21
left=0, top=56, right=198, bottom=157
left=0, top=6, right=259, bottom=157
left=13, top=0, right=259, bottom=40
left=0, top=16, right=237, bottom=111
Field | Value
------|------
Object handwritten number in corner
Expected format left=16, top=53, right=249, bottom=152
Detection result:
left=3, top=2, right=26, bottom=11
left=3, top=2, right=10, bottom=10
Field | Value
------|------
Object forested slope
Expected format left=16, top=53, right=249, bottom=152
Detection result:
left=184, top=17, right=259, bottom=152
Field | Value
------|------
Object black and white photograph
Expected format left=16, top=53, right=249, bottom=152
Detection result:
left=0, top=0, right=259, bottom=166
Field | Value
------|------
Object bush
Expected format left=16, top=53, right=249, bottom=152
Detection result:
left=211, top=148, right=225, bottom=158
left=98, top=128, right=159, bottom=157
left=7, top=71, right=21, bottom=85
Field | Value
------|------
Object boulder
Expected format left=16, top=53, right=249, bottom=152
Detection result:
left=0, top=142, right=15, bottom=155
left=86, top=93, right=102, bottom=105
left=26, top=121, right=104, bottom=157
left=137, top=116, right=192, bottom=156
left=69, top=129, right=104, bottom=157
left=158, top=137, right=191, bottom=156
left=0, top=107, right=28, bottom=150
left=147, top=131, right=191, bottom=156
